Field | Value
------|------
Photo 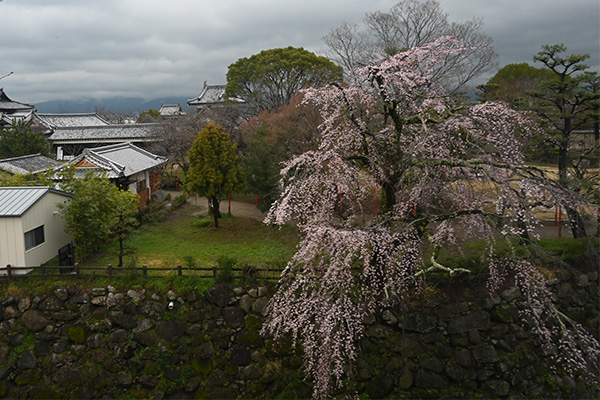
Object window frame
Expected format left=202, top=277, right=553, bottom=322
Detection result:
left=24, top=225, right=45, bottom=251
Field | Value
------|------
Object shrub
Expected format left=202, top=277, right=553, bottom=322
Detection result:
left=215, top=255, right=236, bottom=283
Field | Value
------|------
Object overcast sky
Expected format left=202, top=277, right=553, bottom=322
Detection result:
left=1, top=0, right=598, bottom=104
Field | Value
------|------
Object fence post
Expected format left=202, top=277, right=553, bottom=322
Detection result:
left=143, top=265, right=147, bottom=277
left=41, top=264, right=46, bottom=279
left=75, top=263, right=80, bottom=276
left=212, top=264, right=217, bottom=279
left=108, top=264, right=113, bottom=279
left=177, top=265, right=182, bottom=276
left=6, top=264, right=11, bottom=282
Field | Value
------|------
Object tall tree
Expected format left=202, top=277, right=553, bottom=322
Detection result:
left=262, top=37, right=598, bottom=397
left=478, top=63, right=554, bottom=108
left=240, top=92, right=321, bottom=210
left=531, top=44, right=599, bottom=238
left=225, top=46, right=343, bottom=112
left=185, top=123, right=243, bottom=228
left=58, top=169, right=139, bottom=264
left=322, top=0, right=497, bottom=93
left=0, top=120, right=51, bottom=158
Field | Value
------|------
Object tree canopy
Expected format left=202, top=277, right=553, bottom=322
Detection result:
left=240, top=92, right=321, bottom=210
left=322, top=0, right=497, bottom=93
left=57, top=169, right=139, bottom=264
left=185, top=123, right=243, bottom=227
left=530, top=44, right=599, bottom=238
left=262, top=37, right=599, bottom=397
left=0, top=120, right=51, bottom=158
left=478, top=62, right=554, bottom=107
left=225, top=46, right=343, bottom=112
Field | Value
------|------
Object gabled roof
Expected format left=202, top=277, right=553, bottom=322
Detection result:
left=0, top=186, right=69, bottom=217
left=159, top=104, right=185, bottom=117
left=0, top=110, right=35, bottom=127
left=48, top=123, right=160, bottom=144
left=0, top=154, right=62, bottom=175
left=34, top=112, right=110, bottom=129
left=0, top=88, right=35, bottom=113
left=65, top=142, right=166, bottom=179
left=187, top=82, right=244, bottom=106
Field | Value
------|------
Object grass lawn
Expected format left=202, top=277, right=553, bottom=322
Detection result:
left=85, top=203, right=300, bottom=274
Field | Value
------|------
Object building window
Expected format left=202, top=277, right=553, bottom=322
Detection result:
left=25, top=225, right=45, bottom=251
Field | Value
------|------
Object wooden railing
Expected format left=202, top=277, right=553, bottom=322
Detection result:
left=0, top=263, right=281, bottom=282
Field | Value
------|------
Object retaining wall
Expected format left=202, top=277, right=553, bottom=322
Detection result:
left=0, top=269, right=598, bottom=399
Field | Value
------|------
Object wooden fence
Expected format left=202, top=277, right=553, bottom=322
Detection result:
left=0, top=263, right=281, bottom=282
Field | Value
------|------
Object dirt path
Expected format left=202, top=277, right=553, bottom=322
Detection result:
left=166, top=191, right=267, bottom=221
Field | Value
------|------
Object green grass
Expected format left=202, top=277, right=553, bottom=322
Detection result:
left=86, top=203, right=299, bottom=272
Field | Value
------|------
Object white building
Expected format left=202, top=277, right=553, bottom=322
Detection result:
left=0, top=186, right=72, bottom=271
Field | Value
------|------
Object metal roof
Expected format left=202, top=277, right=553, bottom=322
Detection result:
left=0, top=186, right=69, bottom=217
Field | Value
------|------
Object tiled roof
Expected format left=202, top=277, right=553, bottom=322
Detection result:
left=48, top=123, right=160, bottom=143
left=159, top=104, right=185, bottom=116
left=0, top=110, right=35, bottom=126
left=35, top=113, right=110, bottom=128
left=65, top=142, right=166, bottom=179
left=187, top=82, right=244, bottom=106
left=0, top=154, right=62, bottom=175
left=0, top=88, right=35, bottom=112
left=0, top=186, right=69, bottom=217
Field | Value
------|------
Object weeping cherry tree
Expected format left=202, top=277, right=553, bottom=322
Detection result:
left=262, top=37, right=599, bottom=398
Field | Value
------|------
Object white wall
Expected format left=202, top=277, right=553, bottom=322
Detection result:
left=0, top=191, right=72, bottom=272
left=0, top=217, right=25, bottom=267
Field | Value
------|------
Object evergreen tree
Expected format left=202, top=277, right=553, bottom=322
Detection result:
left=186, top=123, right=243, bottom=227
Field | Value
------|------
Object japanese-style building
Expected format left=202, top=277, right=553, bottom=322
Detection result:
left=58, top=142, right=167, bottom=206
left=186, top=81, right=244, bottom=110
left=0, top=88, right=36, bottom=127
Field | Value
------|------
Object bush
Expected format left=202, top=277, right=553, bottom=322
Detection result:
left=215, top=255, right=236, bottom=283
left=138, top=199, right=171, bottom=224
left=172, top=193, right=189, bottom=208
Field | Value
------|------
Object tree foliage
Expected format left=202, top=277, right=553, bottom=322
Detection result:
left=530, top=44, right=599, bottom=238
left=322, top=0, right=497, bottom=93
left=58, top=169, right=139, bottom=264
left=225, top=46, right=343, bottom=112
left=240, top=92, right=321, bottom=210
left=478, top=62, right=554, bottom=107
left=262, top=37, right=599, bottom=397
left=137, top=108, right=161, bottom=123
left=0, top=120, right=51, bottom=158
left=185, top=123, right=243, bottom=227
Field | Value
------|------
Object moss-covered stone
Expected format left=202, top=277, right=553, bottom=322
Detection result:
left=62, top=322, right=88, bottom=343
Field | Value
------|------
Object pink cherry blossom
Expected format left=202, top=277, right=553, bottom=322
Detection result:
left=261, top=37, right=598, bottom=398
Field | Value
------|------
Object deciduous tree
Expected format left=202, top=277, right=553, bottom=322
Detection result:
left=262, top=37, right=598, bottom=398
left=240, top=92, right=321, bottom=210
left=58, top=168, right=139, bottom=264
left=225, top=46, right=343, bottom=112
left=186, top=123, right=243, bottom=228
left=322, top=0, right=497, bottom=93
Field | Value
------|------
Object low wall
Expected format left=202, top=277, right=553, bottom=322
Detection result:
left=0, top=269, right=598, bottom=399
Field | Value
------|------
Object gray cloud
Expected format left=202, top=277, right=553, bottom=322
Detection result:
left=1, top=0, right=598, bottom=103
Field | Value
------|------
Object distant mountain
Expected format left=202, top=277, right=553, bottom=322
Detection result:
left=35, top=96, right=193, bottom=114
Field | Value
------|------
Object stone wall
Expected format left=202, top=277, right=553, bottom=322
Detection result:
left=0, top=269, right=598, bottom=399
